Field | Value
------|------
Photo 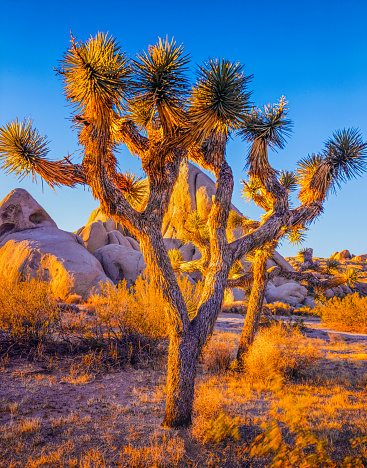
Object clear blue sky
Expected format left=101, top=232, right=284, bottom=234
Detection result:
left=1, top=0, right=366, bottom=257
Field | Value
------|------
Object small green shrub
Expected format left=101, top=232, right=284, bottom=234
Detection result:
left=316, top=293, right=367, bottom=333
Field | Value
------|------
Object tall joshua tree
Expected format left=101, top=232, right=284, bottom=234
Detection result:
left=0, top=33, right=366, bottom=428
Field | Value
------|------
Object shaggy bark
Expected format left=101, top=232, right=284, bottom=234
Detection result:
left=163, top=331, right=199, bottom=428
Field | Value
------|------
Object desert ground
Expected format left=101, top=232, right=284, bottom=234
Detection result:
left=1, top=304, right=367, bottom=468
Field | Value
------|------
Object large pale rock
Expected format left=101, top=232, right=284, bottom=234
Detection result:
left=0, top=189, right=57, bottom=242
left=265, top=281, right=308, bottom=306
left=93, top=244, right=146, bottom=286
left=78, top=221, right=108, bottom=253
left=0, top=227, right=111, bottom=299
left=272, top=251, right=295, bottom=272
left=162, top=162, right=242, bottom=239
left=302, top=297, right=316, bottom=308
left=125, top=236, right=140, bottom=252
left=107, top=230, right=133, bottom=249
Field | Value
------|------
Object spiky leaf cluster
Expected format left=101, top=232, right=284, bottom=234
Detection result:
left=228, top=260, right=245, bottom=279
left=118, top=171, right=149, bottom=209
left=296, top=154, right=323, bottom=203
left=323, top=258, right=342, bottom=275
left=342, top=267, right=361, bottom=287
left=297, top=129, right=367, bottom=204
left=279, top=170, right=298, bottom=192
left=0, top=119, right=82, bottom=188
left=57, top=33, right=130, bottom=115
left=283, top=226, right=307, bottom=246
left=324, top=128, right=367, bottom=187
left=130, top=37, right=189, bottom=135
left=181, top=211, right=209, bottom=254
left=0, top=119, right=49, bottom=181
left=188, top=59, right=251, bottom=143
left=239, top=97, right=292, bottom=150
left=168, top=249, right=184, bottom=272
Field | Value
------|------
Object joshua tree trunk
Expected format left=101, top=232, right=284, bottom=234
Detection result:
left=163, top=331, right=199, bottom=428
left=237, top=254, right=268, bottom=362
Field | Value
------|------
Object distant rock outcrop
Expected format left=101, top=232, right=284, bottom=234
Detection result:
left=265, top=282, right=308, bottom=307
left=331, top=249, right=352, bottom=261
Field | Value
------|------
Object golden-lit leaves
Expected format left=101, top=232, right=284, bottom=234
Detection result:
left=282, top=226, right=308, bottom=246
left=0, top=119, right=49, bottom=180
left=227, top=210, right=259, bottom=235
left=0, top=119, right=84, bottom=188
left=168, top=248, right=184, bottom=272
left=57, top=32, right=130, bottom=116
left=342, top=267, right=361, bottom=288
left=297, top=129, right=367, bottom=205
left=131, top=37, right=189, bottom=136
left=187, top=59, right=252, bottom=144
left=241, top=176, right=273, bottom=212
left=296, top=153, right=324, bottom=204
left=228, top=260, right=244, bottom=279
left=116, top=171, right=149, bottom=209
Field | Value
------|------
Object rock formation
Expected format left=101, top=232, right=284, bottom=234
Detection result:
left=0, top=189, right=113, bottom=299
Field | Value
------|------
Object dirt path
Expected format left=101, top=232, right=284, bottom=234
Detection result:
left=215, top=313, right=367, bottom=342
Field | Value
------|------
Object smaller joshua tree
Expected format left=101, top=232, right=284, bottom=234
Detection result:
left=0, top=33, right=366, bottom=428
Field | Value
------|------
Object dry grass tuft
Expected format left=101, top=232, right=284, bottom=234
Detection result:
left=122, top=431, right=185, bottom=467
left=243, top=323, right=322, bottom=383
left=316, top=293, right=367, bottom=333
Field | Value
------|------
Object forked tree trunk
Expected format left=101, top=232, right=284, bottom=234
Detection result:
left=237, top=257, right=268, bottom=362
left=162, top=331, right=199, bottom=428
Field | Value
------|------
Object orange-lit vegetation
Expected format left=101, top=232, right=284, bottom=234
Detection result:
left=317, top=293, right=367, bottom=334
left=1, top=277, right=367, bottom=466
left=2, top=32, right=367, bottom=428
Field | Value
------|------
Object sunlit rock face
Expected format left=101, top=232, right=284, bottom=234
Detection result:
left=0, top=188, right=57, bottom=242
left=265, top=282, right=308, bottom=307
left=0, top=189, right=112, bottom=299
left=162, top=162, right=242, bottom=239
left=93, top=244, right=146, bottom=287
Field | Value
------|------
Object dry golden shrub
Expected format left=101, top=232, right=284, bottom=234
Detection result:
left=0, top=272, right=59, bottom=342
left=88, top=275, right=168, bottom=339
left=192, top=377, right=240, bottom=443
left=89, top=273, right=203, bottom=339
left=122, top=431, right=185, bottom=467
left=244, top=323, right=322, bottom=383
left=316, top=293, right=367, bottom=333
left=202, top=339, right=232, bottom=374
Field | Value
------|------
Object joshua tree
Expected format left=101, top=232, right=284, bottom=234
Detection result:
left=0, top=33, right=366, bottom=428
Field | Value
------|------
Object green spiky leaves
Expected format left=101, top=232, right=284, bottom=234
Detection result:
left=131, top=37, right=189, bottom=136
left=239, top=97, right=293, bottom=150
left=0, top=119, right=49, bottom=181
left=323, top=128, right=367, bottom=187
left=239, top=97, right=292, bottom=181
left=279, top=170, right=298, bottom=192
left=188, top=59, right=252, bottom=144
left=57, top=32, right=130, bottom=115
